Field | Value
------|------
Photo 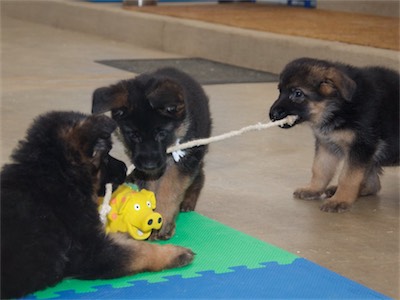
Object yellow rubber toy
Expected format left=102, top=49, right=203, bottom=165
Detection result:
left=105, top=184, right=162, bottom=240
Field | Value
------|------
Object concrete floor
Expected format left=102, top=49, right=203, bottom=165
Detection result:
left=1, top=13, right=399, bottom=300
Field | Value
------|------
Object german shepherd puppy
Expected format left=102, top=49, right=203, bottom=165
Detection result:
left=1, top=111, right=194, bottom=299
left=92, top=67, right=212, bottom=239
left=269, top=57, right=399, bottom=212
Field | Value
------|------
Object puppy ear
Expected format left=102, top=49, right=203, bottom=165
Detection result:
left=146, top=79, right=186, bottom=119
left=72, top=115, right=117, bottom=162
left=320, top=68, right=356, bottom=101
left=92, top=82, right=128, bottom=115
left=90, top=115, right=117, bottom=157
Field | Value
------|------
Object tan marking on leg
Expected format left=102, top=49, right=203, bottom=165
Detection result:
left=146, top=164, right=193, bottom=239
left=309, top=144, right=340, bottom=190
left=294, top=143, right=340, bottom=200
left=320, top=161, right=365, bottom=212
left=180, top=169, right=204, bottom=212
left=109, top=233, right=194, bottom=273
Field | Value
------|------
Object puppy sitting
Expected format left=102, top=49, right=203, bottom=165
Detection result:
left=269, top=57, right=399, bottom=212
left=92, top=67, right=212, bottom=240
left=1, top=111, right=194, bottom=299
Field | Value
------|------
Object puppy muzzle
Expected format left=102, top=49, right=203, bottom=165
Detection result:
left=270, top=108, right=299, bottom=128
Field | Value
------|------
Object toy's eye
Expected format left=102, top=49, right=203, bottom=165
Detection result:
left=146, top=201, right=152, bottom=208
left=134, top=204, right=140, bottom=211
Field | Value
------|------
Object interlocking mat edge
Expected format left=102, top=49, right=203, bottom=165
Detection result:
left=25, top=212, right=389, bottom=299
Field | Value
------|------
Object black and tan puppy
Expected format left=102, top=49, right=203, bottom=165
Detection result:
left=269, top=57, right=399, bottom=212
left=0, top=111, right=194, bottom=299
left=92, top=67, right=212, bottom=239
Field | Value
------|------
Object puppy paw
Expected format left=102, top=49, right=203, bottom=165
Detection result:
left=324, top=185, right=337, bottom=198
left=320, top=200, right=351, bottom=213
left=149, top=222, right=176, bottom=241
left=293, top=188, right=323, bottom=200
left=166, top=246, right=195, bottom=269
left=180, top=202, right=196, bottom=212
left=359, top=184, right=380, bottom=197
left=142, top=244, right=195, bottom=271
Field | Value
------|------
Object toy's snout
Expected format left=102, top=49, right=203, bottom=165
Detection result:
left=141, top=212, right=163, bottom=232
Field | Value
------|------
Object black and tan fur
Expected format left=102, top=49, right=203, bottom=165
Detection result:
left=92, top=67, right=212, bottom=239
left=269, top=57, right=399, bottom=212
left=0, top=111, right=194, bottom=299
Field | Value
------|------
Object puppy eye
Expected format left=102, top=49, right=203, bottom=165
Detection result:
left=290, top=89, right=305, bottom=103
left=155, top=130, right=168, bottom=141
left=130, top=132, right=141, bottom=142
left=112, top=108, right=126, bottom=120
left=294, top=89, right=303, bottom=97
left=124, top=128, right=142, bottom=143
left=165, top=106, right=177, bottom=113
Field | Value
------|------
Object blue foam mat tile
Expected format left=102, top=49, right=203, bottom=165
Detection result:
left=28, top=259, right=389, bottom=299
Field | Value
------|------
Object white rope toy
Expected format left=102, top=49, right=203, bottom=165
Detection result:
left=167, top=115, right=298, bottom=154
left=99, top=115, right=297, bottom=225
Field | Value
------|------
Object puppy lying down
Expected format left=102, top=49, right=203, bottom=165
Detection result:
left=1, top=111, right=194, bottom=299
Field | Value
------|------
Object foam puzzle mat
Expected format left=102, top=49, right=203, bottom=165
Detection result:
left=25, top=212, right=389, bottom=299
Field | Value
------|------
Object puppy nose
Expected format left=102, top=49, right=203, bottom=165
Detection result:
left=270, top=108, right=287, bottom=121
left=141, top=160, right=159, bottom=171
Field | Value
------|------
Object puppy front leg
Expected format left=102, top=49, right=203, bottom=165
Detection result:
left=320, top=160, right=365, bottom=213
left=294, top=142, right=340, bottom=200
left=149, top=165, right=192, bottom=240
left=78, top=233, right=194, bottom=279
left=180, top=168, right=204, bottom=212
left=110, top=234, right=194, bottom=273
left=359, top=164, right=381, bottom=196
